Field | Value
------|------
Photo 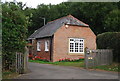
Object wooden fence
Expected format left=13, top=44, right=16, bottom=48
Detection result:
left=85, top=49, right=113, bottom=69
left=16, top=52, right=24, bottom=74
left=16, top=47, right=29, bottom=74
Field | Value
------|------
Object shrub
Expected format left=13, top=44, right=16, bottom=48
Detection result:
left=30, top=55, right=49, bottom=62
left=59, top=57, right=84, bottom=62
left=96, top=32, right=120, bottom=62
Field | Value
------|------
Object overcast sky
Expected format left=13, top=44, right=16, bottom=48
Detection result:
left=1, top=0, right=119, bottom=8
left=1, top=0, right=68, bottom=8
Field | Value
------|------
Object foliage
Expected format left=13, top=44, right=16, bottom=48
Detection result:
left=58, top=57, right=84, bottom=62
left=104, top=9, right=120, bottom=32
left=29, top=2, right=119, bottom=36
left=24, top=7, right=36, bottom=36
left=96, top=32, right=120, bottom=62
left=29, top=55, right=49, bottom=62
left=2, top=2, right=28, bottom=70
left=29, top=55, right=84, bottom=62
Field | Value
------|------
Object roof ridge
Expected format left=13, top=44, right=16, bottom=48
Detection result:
left=68, top=15, right=89, bottom=26
left=47, top=15, right=69, bottom=24
left=47, top=14, right=89, bottom=26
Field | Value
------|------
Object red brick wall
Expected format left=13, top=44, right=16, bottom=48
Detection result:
left=53, top=25, right=96, bottom=62
left=35, top=38, right=51, bottom=61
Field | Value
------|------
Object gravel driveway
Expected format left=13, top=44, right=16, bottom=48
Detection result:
left=16, top=62, right=118, bottom=79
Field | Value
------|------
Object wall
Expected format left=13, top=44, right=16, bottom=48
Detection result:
left=34, top=38, right=51, bottom=61
left=53, top=25, right=96, bottom=62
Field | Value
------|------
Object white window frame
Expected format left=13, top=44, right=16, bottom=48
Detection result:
left=37, top=41, right=41, bottom=51
left=69, top=38, right=84, bottom=53
left=45, top=40, right=49, bottom=51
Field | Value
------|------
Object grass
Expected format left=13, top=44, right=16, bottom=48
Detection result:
left=93, top=63, right=120, bottom=72
left=2, top=70, right=19, bottom=79
left=29, top=59, right=84, bottom=67
left=29, top=59, right=119, bottom=72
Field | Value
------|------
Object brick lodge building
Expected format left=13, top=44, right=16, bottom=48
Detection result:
left=28, top=15, right=96, bottom=62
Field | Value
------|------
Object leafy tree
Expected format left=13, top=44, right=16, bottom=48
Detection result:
left=2, top=2, right=28, bottom=70
left=104, top=9, right=120, bottom=32
left=24, top=7, right=36, bottom=36
left=29, top=2, right=118, bottom=35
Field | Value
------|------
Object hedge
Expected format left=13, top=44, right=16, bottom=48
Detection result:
left=96, top=32, right=120, bottom=62
left=2, top=2, right=28, bottom=70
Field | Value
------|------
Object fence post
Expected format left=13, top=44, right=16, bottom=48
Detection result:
left=84, top=47, right=90, bottom=69
left=24, top=46, right=29, bottom=73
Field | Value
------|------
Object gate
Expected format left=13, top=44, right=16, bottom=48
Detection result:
left=16, top=52, right=24, bottom=74
left=16, top=47, right=29, bottom=74
left=85, top=48, right=113, bottom=69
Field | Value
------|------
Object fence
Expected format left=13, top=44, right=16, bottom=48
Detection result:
left=16, top=52, right=24, bottom=74
left=16, top=47, right=29, bottom=74
left=85, top=49, right=113, bottom=69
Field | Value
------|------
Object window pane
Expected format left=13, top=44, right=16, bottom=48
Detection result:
left=37, top=41, right=41, bottom=51
left=75, top=43, right=78, bottom=52
left=45, top=40, right=49, bottom=51
left=69, top=38, right=84, bottom=53
left=70, top=39, right=74, bottom=41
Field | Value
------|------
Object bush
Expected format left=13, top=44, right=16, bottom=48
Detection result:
left=58, top=57, right=84, bottom=62
left=30, top=55, right=49, bottom=62
left=2, top=2, right=28, bottom=70
left=96, top=32, right=120, bottom=62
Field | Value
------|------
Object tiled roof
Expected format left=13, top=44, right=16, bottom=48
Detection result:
left=28, top=15, right=89, bottom=39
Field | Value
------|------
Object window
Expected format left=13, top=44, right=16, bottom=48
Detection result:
left=69, top=38, right=84, bottom=53
left=45, top=40, right=49, bottom=51
left=37, top=41, right=41, bottom=51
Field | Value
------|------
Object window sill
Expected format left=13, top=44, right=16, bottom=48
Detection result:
left=45, top=50, right=49, bottom=52
left=68, top=53, right=84, bottom=56
left=37, top=50, right=41, bottom=52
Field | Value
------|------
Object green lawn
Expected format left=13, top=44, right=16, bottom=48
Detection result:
left=29, top=60, right=119, bottom=72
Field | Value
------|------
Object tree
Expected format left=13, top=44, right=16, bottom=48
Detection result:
left=29, top=2, right=118, bottom=36
left=104, top=9, right=120, bottom=32
left=2, top=2, right=28, bottom=70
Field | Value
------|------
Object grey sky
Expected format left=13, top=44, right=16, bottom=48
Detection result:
left=1, top=0, right=68, bottom=8
left=1, top=0, right=119, bottom=8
